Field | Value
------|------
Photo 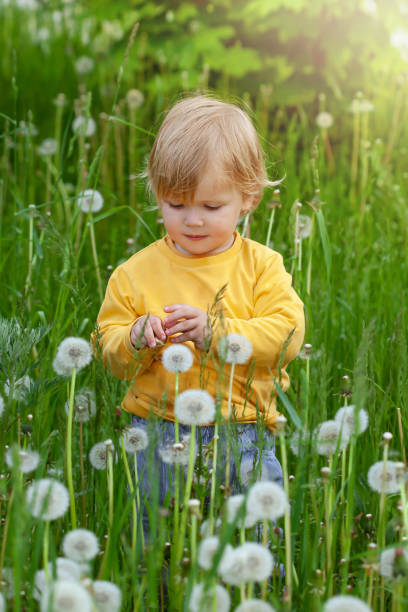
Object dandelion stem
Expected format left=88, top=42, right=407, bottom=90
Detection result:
left=278, top=426, right=292, bottom=607
left=265, top=207, right=276, bottom=248
left=134, top=453, right=144, bottom=552
left=43, top=520, right=50, bottom=578
left=120, top=437, right=138, bottom=562
left=209, top=418, right=220, bottom=535
left=89, top=220, right=103, bottom=303
left=261, top=518, right=269, bottom=600
left=176, top=424, right=196, bottom=565
left=225, top=362, right=235, bottom=494
left=396, top=408, right=406, bottom=466
left=79, top=422, right=86, bottom=528
left=66, top=366, right=77, bottom=529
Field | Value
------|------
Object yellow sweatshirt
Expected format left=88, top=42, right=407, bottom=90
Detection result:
left=96, top=232, right=304, bottom=430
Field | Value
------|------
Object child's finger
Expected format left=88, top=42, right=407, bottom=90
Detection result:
left=144, top=322, right=156, bottom=348
left=151, top=317, right=166, bottom=342
left=165, top=319, right=195, bottom=336
left=164, top=305, right=195, bottom=325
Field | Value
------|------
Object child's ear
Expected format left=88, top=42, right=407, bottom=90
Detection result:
left=240, top=196, right=254, bottom=216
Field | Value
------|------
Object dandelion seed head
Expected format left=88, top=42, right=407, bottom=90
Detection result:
left=197, top=536, right=233, bottom=572
left=4, top=374, right=33, bottom=402
left=162, top=344, right=193, bottom=373
left=38, top=138, right=58, bottom=156
left=189, top=583, right=230, bottom=612
left=75, top=56, right=94, bottom=75
left=226, top=494, right=252, bottom=529
left=220, top=542, right=273, bottom=585
left=64, top=388, right=96, bottom=423
left=122, top=426, right=148, bottom=454
left=26, top=478, right=69, bottom=521
left=72, top=116, right=96, bottom=138
left=323, top=594, right=373, bottom=612
left=158, top=435, right=192, bottom=465
left=34, top=558, right=81, bottom=601
left=289, top=430, right=308, bottom=456
left=314, top=420, right=350, bottom=455
left=199, top=517, right=221, bottom=537
left=240, top=457, right=272, bottom=488
left=367, top=460, right=400, bottom=494
left=246, top=481, right=288, bottom=525
left=316, top=111, right=333, bottom=129
left=218, top=334, right=252, bottom=364
left=1, top=567, right=13, bottom=599
left=40, top=579, right=93, bottom=612
left=5, top=445, right=40, bottom=473
left=297, top=214, right=312, bottom=239
left=89, top=442, right=115, bottom=470
left=54, top=337, right=93, bottom=375
left=126, top=89, right=144, bottom=109
left=174, top=390, right=215, bottom=425
left=93, top=580, right=122, bottom=612
left=379, top=547, right=408, bottom=579
left=62, top=529, right=99, bottom=562
left=76, top=189, right=104, bottom=213
left=235, top=600, right=277, bottom=612
left=335, top=405, right=369, bottom=436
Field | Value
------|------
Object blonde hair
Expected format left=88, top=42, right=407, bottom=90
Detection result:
left=147, top=95, right=279, bottom=210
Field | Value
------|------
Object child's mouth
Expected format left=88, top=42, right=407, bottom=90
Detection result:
left=184, top=235, right=207, bottom=240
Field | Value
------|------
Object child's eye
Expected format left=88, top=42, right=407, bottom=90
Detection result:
left=168, top=203, right=183, bottom=209
left=205, top=205, right=220, bottom=210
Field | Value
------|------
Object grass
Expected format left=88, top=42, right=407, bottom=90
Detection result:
left=1, top=4, right=408, bottom=612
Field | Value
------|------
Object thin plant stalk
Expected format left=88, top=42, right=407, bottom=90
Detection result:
left=66, top=366, right=77, bottom=529
left=43, top=520, right=50, bottom=578
left=79, top=421, right=86, bottom=528
left=225, top=362, right=235, bottom=494
left=176, top=424, right=196, bottom=565
left=89, top=218, right=103, bottom=302
left=120, top=437, right=138, bottom=562
left=261, top=518, right=269, bottom=600
left=208, top=418, right=220, bottom=535
left=24, top=204, right=35, bottom=313
left=265, top=207, right=276, bottom=248
left=278, top=425, right=292, bottom=607
left=133, top=453, right=144, bottom=551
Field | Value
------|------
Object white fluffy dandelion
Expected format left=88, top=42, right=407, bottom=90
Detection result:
left=40, top=579, right=93, bottom=612
left=174, top=390, right=215, bottom=425
left=239, top=456, right=271, bottom=488
left=34, top=557, right=82, bottom=600
left=76, top=189, right=104, bottom=213
left=53, top=337, right=93, bottom=375
left=62, top=529, right=99, bottom=562
left=38, top=138, right=58, bottom=156
left=89, top=441, right=115, bottom=470
left=162, top=344, right=193, bottom=373
left=289, top=429, right=309, bottom=456
left=297, top=214, right=312, bottom=239
left=197, top=536, right=233, bottom=572
left=126, top=89, right=144, bottom=109
left=93, top=580, right=122, bottom=612
left=316, top=111, right=334, bottom=129
left=226, top=494, right=252, bottom=529
left=26, top=478, right=69, bottom=521
left=64, top=388, right=96, bottom=423
left=220, top=542, right=273, bottom=586
left=246, top=481, right=288, bottom=525
left=379, top=547, right=408, bottom=579
left=75, top=56, right=94, bottom=75
left=200, top=517, right=221, bottom=537
left=4, top=374, right=33, bottom=402
left=218, top=334, right=252, bottom=364
left=122, top=426, right=148, bottom=454
left=1, top=567, right=13, bottom=599
left=72, top=116, right=96, bottom=138
left=323, top=595, right=373, bottom=612
left=335, top=405, right=369, bottom=437
left=367, top=460, right=400, bottom=494
left=314, top=420, right=350, bottom=455
left=159, top=435, right=192, bottom=465
left=5, top=445, right=40, bottom=473
left=189, top=583, right=230, bottom=612
left=235, top=600, right=276, bottom=612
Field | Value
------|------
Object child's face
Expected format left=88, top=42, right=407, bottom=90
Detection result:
left=159, top=165, right=252, bottom=256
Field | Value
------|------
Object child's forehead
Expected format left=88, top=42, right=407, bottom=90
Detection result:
left=164, top=171, right=240, bottom=203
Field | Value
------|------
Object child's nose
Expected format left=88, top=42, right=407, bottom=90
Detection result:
left=184, top=209, right=204, bottom=226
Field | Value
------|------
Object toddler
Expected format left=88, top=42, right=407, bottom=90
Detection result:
left=96, top=95, right=304, bottom=501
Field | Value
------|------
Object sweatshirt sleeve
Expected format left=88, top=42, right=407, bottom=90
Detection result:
left=213, top=252, right=304, bottom=369
left=95, top=266, right=159, bottom=380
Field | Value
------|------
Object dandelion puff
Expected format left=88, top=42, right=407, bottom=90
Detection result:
left=379, top=547, right=408, bottom=579
left=93, top=580, right=122, bottom=612
left=197, top=536, right=233, bottom=573
left=246, top=481, right=288, bottom=526
left=289, top=429, right=309, bottom=456
left=1, top=567, right=13, bottom=599
left=64, top=388, right=96, bottom=423
left=62, top=529, right=99, bottom=562
left=75, top=56, right=94, bottom=75
left=126, top=89, right=144, bottom=109
left=53, top=337, right=93, bottom=375
left=34, top=559, right=81, bottom=602
left=175, top=390, right=215, bottom=425
left=297, top=214, right=312, bottom=239
left=316, top=111, right=334, bottom=129
left=189, top=583, right=230, bottom=612
left=6, top=444, right=40, bottom=473
left=218, top=334, right=252, bottom=364
left=323, top=594, right=373, bottom=612
left=240, top=456, right=271, bottom=488
left=89, top=441, right=115, bottom=470
left=235, top=600, right=277, bottom=612
left=72, top=116, right=96, bottom=138
left=26, top=478, right=69, bottom=521
left=314, top=420, right=350, bottom=455
left=162, top=344, right=193, bottom=373
left=226, top=494, right=253, bottom=529
left=200, top=517, right=221, bottom=537
left=220, top=542, right=273, bottom=586
left=122, top=426, right=148, bottom=454
left=367, top=460, right=401, bottom=494
left=40, top=579, right=93, bottom=612
left=76, top=189, right=104, bottom=213
left=335, top=405, right=369, bottom=437
left=4, top=374, right=33, bottom=402
left=38, top=138, right=58, bottom=156
left=159, top=435, right=193, bottom=466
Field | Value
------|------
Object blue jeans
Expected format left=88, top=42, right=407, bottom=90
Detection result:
left=130, top=415, right=282, bottom=507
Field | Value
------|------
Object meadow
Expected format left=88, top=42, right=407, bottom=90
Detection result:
left=1, top=1, right=408, bottom=611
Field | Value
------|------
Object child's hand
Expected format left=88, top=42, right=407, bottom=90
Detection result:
left=163, top=304, right=211, bottom=352
left=130, top=315, right=167, bottom=349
